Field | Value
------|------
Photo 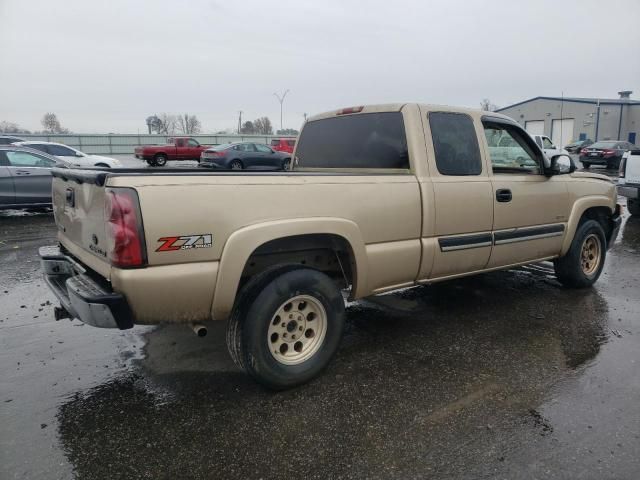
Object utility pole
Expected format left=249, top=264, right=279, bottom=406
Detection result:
left=274, top=90, right=289, bottom=133
left=303, top=113, right=308, bottom=122
left=237, top=111, right=243, bottom=134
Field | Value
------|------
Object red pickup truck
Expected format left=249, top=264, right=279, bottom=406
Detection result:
left=134, top=137, right=209, bottom=166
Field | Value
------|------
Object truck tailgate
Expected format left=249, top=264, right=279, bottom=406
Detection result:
left=51, top=169, right=111, bottom=278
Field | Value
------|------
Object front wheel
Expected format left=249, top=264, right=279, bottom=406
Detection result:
left=282, top=158, right=291, bottom=170
left=226, top=268, right=345, bottom=390
left=553, top=219, right=606, bottom=288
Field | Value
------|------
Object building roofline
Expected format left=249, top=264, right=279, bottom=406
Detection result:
left=496, top=96, right=640, bottom=112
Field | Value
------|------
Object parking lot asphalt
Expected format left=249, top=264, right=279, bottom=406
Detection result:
left=1, top=167, right=639, bottom=480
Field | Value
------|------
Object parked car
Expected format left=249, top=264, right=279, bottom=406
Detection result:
left=565, top=139, right=593, bottom=154
left=199, top=142, right=291, bottom=170
left=13, top=141, right=121, bottom=168
left=270, top=138, right=296, bottom=154
left=0, top=135, right=25, bottom=145
left=134, top=137, right=209, bottom=166
left=617, top=148, right=640, bottom=215
left=0, top=145, right=69, bottom=209
left=580, top=141, right=637, bottom=169
left=40, top=103, right=621, bottom=389
left=529, top=134, right=569, bottom=159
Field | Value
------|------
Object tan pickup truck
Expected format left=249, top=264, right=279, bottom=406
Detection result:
left=40, top=103, right=621, bottom=389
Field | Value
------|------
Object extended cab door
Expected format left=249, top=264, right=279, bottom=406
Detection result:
left=419, top=110, right=494, bottom=279
left=174, top=138, right=187, bottom=159
left=482, top=118, right=569, bottom=268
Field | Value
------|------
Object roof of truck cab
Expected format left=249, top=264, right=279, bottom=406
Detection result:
left=306, top=103, right=515, bottom=123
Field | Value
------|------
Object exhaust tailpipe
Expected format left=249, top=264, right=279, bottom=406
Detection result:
left=190, top=323, right=207, bottom=337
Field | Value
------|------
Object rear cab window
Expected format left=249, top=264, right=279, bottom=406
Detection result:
left=295, top=112, right=409, bottom=171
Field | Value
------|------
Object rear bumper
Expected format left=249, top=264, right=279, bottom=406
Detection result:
left=39, top=245, right=134, bottom=329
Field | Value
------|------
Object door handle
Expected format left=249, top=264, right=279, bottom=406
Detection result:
left=496, top=189, right=512, bottom=202
left=15, top=170, right=32, bottom=175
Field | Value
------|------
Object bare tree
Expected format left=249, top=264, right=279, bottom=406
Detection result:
left=276, top=128, right=299, bottom=135
left=41, top=112, right=69, bottom=133
left=480, top=99, right=498, bottom=112
left=253, top=117, right=273, bottom=135
left=177, top=114, right=201, bottom=135
left=240, top=121, right=256, bottom=134
left=0, top=121, right=30, bottom=134
left=151, top=113, right=178, bottom=135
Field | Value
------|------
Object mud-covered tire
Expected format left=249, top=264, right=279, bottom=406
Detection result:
left=627, top=198, right=640, bottom=216
left=226, top=267, right=345, bottom=390
left=554, top=219, right=606, bottom=288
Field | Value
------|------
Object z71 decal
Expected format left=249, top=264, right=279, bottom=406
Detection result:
left=156, top=234, right=213, bottom=252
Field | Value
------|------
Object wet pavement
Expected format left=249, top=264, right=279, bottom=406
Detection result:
left=1, top=181, right=639, bottom=479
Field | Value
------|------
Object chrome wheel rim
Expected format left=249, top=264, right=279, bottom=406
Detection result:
left=580, top=234, right=601, bottom=276
left=231, top=161, right=242, bottom=170
left=267, top=295, right=327, bottom=365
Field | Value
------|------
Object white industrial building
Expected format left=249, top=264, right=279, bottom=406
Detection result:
left=496, top=91, right=640, bottom=147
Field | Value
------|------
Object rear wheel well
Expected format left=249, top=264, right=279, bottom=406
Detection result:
left=239, top=234, right=356, bottom=294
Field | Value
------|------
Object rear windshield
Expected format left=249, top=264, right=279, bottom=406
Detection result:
left=591, top=141, right=617, bottom=148
left=270, top=139, right=279, bottom=146
left=286, top=140, right=295, bottom=146
left=211, top=143, right=232, bottom=151
left=295, top=112, right=409, bottom=169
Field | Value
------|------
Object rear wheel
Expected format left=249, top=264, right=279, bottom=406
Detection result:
left=581, top=161, right=591, bottom=169
left=154, top=154, right=167, bottom=167
left=628, top=198, right=640, bottom=216
left=282, top=158, right=291, bottom=170
left=229, top=159, right=243, bottom=170
left=226, top=267, right=345, bottom=390
left=554, top=219, right=606, bottom=288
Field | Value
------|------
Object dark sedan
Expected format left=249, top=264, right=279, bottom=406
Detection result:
left=0, top=145, right=68, bottom=209
left=199, top=142, right=291, bottom=170
left=580, top=141, right=637, bottom=169
left=565, top=139, right=593, bottom=154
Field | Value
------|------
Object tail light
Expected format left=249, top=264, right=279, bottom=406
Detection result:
left=603, top=149, right=615, bottom=156
left=105, top=188, right=146, bottom=268
left=619, top=156, right=627, bottom=178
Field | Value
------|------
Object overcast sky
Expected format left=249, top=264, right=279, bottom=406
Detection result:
left=1, top=0, right=639, bottom=133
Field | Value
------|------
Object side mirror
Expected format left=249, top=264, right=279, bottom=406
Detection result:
left=75, top=152, right=84, bottom=157
left=548, top=154, right=574, bottom=175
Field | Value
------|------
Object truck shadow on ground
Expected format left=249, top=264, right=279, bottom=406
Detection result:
left=57, top=260, right=612, bottom=479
